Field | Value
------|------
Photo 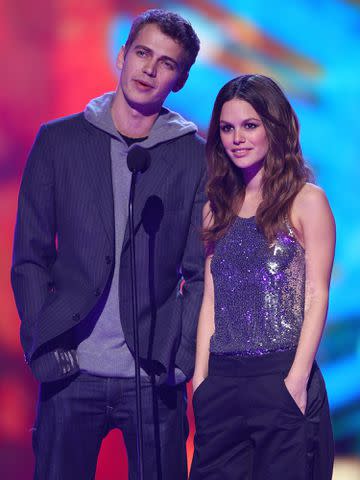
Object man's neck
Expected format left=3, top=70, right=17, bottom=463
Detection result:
left=111, top=88, right=161, bottom=138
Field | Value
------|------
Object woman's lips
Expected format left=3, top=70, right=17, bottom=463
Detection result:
left=231, top=148, right=252, bottom=157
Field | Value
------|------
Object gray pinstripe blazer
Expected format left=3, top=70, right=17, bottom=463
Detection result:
left=11, top=112, right=206, bottom=383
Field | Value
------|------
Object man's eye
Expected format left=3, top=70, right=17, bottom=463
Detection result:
left=136, top=50, right=147, bottom=57
left=163, top=60, right=175, bottom=70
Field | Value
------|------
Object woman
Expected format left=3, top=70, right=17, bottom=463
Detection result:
left=190, top=74, right=335, bottom=480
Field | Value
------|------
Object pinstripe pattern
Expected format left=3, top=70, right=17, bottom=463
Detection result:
left=11, top=112, right=206, bottom=382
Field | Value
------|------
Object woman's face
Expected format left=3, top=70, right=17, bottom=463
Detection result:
left=219, top=98, right=269, bottom=170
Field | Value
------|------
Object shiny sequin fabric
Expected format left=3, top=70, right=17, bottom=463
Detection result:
left=210, top=216, right=305, bottom=356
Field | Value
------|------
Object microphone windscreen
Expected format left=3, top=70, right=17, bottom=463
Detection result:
left=127, top=146, right=151, bottom=174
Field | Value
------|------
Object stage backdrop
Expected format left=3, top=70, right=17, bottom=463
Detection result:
left=1, top=0, right=360, bottom=478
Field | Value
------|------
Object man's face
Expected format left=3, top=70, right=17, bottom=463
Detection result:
left=117, top=24, right=188, bottom=114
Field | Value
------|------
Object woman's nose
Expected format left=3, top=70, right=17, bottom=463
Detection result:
left=233, top=131, right=245, bottom=145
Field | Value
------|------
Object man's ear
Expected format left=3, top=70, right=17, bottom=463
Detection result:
left=172, top=71, right=189, bottom=93
left=116, top=46, right=126, bottom=70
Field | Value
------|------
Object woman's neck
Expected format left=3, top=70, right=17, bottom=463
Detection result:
left=237, top=165, right=263, bottom=217
left=241, top=160, right=263, bottom=191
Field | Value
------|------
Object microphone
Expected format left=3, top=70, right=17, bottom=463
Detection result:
left=127, top=146, right=151, bottom=174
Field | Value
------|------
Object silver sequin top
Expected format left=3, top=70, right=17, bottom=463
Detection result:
left=210, top=216, right=305, bottom=356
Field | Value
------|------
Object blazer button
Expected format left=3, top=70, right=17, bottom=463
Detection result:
left=72, top=313, right=80, bottom=322
left=105, top=255, right=112, bottom=265
left=94, top=288, right=101, bottom=297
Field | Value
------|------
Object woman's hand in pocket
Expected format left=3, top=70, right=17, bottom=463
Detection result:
left=284, top=375, right=308, bottom=414
left=192, top=376, right=206, bottom=395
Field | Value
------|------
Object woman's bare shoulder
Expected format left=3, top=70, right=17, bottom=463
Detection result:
left=290, top=183, right=333, bottom=245
left=293, top=183, right=329, bottom=217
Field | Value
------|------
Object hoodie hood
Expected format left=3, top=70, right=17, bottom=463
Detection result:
left=84, top=92, right=198, bottom=149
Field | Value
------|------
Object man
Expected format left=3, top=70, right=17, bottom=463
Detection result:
left=11, top=9, right=205, bottom=480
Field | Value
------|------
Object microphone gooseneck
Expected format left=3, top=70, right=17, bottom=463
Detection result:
left=126, top=145, right=151, bottom=480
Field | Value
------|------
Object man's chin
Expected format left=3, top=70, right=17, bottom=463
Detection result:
left=125, top=96, right=163, bottom=117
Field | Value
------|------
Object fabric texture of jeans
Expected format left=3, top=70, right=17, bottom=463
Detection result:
left=32, top=372, right=189, bottom=480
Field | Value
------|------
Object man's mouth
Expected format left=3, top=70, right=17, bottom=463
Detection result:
left=134, top=79, right=155, bottom=89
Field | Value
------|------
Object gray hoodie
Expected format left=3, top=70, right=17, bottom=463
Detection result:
left=76, top=92, right=197, bottom=379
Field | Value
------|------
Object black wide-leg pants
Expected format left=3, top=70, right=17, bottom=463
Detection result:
left=190, top=351, right=334, bottom=480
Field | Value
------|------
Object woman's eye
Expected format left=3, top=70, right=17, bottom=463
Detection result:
left=220, top=124, right=233, bottom=132
left=245, top=123, right=258, bottom=129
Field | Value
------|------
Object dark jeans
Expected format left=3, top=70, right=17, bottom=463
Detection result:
left=190, top=351, right=334, bottom=480
left=32, top=372, right=189, bottom=480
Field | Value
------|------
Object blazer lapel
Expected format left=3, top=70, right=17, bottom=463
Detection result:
left=81, top=125, right=114, bottom=246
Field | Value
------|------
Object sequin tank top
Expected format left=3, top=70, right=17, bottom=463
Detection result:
left=210, top=216, right=305, bottom=356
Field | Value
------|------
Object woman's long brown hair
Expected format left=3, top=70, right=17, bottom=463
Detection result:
left=204, top=74, right=313, bottom=251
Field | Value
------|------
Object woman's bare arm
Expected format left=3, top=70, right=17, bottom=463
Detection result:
left=286, top=184, right=336, bottom=413
left=192, top=202, right=215, bottom=392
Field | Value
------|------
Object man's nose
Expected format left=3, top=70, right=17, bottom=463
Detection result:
left=143, top=59, right=157, bottom=77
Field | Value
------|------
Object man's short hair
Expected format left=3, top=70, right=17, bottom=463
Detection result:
left=125, top=9, right=200, bottom=72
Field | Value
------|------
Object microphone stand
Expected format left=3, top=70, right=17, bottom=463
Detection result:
left=128, top=170, right=144, bottom=480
